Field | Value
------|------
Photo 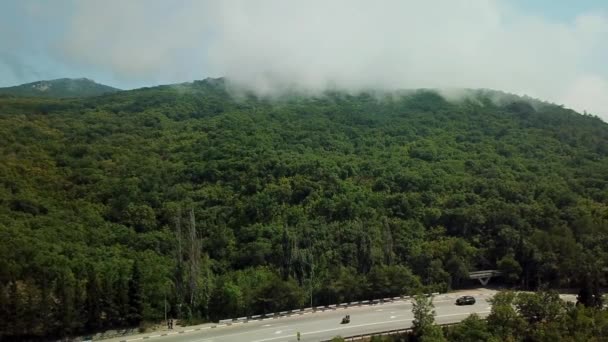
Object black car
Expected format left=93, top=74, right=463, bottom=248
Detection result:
left=456, top=296, right=476, bottom=305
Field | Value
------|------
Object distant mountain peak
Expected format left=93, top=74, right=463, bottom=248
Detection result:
left=0, top=78, right=121, bottom=98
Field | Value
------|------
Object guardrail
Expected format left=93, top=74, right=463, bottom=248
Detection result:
left=320, top=322, right=462, bottom=341
left=99, top=292, right=451, bottom=342
left=214, top=292, right=442, bottom=326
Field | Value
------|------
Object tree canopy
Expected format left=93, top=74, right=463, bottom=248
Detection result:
left=1, top=79, right=608, bottom=339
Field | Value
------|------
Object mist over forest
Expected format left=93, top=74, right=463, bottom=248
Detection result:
left=1, top=79, right=607, bottom=339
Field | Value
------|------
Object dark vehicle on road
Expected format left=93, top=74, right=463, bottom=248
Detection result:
left=456, top=296, right=476, bottom=305
left=341, top=314, right=350, bottom=324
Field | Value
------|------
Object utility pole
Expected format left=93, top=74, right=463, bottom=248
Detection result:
left=174, top=206, right=183, bottom=311
left=188, top=208, right=200, bottom=306
left=309, top=249, right=314, bottom=308
left=310, top=261, right=314, bottom=308
left=176, top=207, right=182, bottom=267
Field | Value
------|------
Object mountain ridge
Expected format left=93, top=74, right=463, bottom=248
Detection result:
left=0, top=77, right=121, bottom=98
left=2, top=76, right=598, bottom=121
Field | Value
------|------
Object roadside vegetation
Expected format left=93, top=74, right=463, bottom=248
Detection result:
left=1, top=79, right=607, bottom=339
left=334, top=290, right=608, bottom=341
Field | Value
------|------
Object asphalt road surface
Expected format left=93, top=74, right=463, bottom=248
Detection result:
left=110, top=290, right=495, bottom=342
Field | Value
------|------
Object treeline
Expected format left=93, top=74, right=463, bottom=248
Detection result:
left=334, top=290, right=608, bottom=342
left=1, top=79, right=608, bottom=339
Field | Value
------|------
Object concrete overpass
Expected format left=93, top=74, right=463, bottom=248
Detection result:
left=469, top=270, right=503, bottom=286
left=470, top=267, right=608, bottom=286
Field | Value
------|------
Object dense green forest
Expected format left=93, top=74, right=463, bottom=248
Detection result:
left=1, top=78, right=607, bottom=339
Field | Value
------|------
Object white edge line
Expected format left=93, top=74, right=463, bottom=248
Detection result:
left=250, top=310, right=491, bottom=342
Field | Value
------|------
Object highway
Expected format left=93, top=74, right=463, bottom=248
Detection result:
left=107, top=289, right=496, bottom=342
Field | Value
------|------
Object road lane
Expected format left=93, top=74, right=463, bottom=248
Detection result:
left=121, top=291, right=494, bottom=342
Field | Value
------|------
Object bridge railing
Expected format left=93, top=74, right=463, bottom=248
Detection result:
left=320, top=322, right=463, bottom=342
left=469, top=270, right=502, bottom=278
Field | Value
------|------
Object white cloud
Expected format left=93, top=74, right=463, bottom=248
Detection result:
left=51, top=0, right=608, bottom=119
left=562, top=75, right=608, bottom=117
left=57, top=0, right=214, bottom=85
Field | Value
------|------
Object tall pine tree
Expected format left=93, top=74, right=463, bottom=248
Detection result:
left=127, top=261, right=144, bottom=326
left=85, top=267, right=102, bottom=332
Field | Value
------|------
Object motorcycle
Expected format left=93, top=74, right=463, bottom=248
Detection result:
left=341, top=314, right=350, bottom=324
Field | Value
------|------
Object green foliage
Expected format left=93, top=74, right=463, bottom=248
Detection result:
left=514, top=291, right=565, bottom=325
left=419, top=325, right=447, bottom=342
left=412, top=294, right=436, bottom=338
left=446, top=290, right=608, bottom=341
left=445, top=314, right=491, bottom=342
left=373, top=291, right=608, bottom=341
left=487, top=291, right=526, bottom=340
left=577, top=274, right=604, bottom=308
left=2, top=80, right=608, bottom=338
left=497, top=254, right=522, bottom=285
left=367, top=265, right=421, bottom=299
left=127, top=262, right=144, bottom=326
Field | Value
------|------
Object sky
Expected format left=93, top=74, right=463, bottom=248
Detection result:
left=1, top=0, right=607, bottom=119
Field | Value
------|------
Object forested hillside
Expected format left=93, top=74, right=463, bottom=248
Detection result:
left=0, top=78, right=120, bottom=98
left=1, top=78, right=607, bottom=339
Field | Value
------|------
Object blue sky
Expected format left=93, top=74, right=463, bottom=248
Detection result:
left=512, top=0, right=606, bottom=21
left=1, top=0, right=607, bottom=118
